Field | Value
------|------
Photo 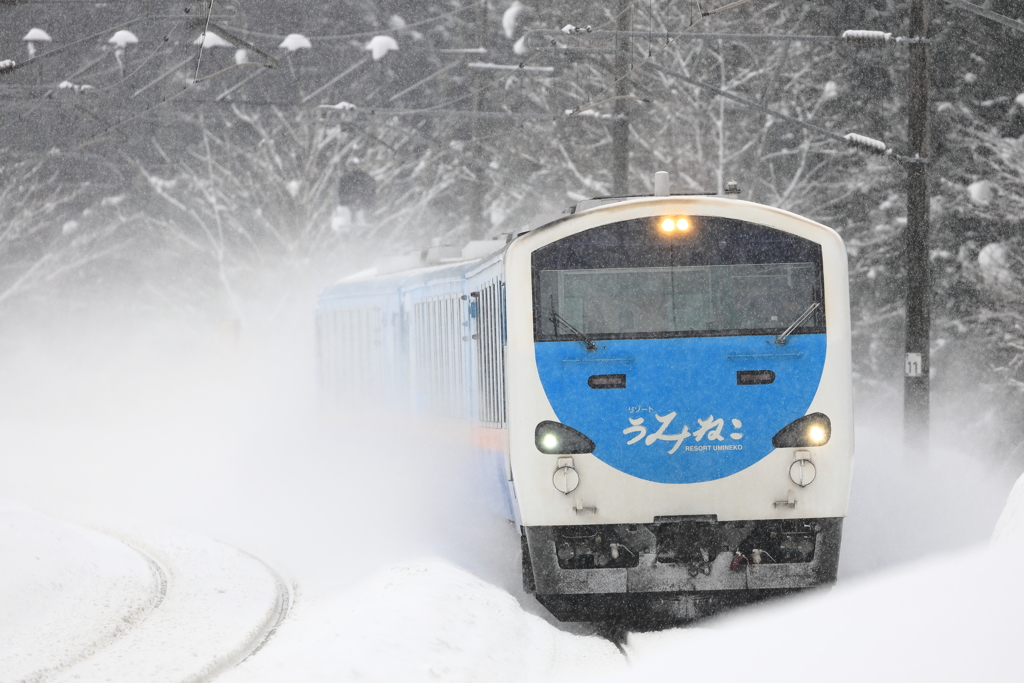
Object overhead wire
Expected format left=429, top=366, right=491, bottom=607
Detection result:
left=402, top=2, right=635, bottom=116
left=218, top=1, right=486, bottom=41
left=193, top=0, right=216, bottom=83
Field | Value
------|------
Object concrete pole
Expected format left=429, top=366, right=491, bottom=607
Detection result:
left=612, top=0, right=631, bottom=196
left=903, top=0, right=932, bottom=459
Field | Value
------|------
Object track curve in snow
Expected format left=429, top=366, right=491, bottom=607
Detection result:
left=0, top=501, right=290, bottom=683
left=49, top=524, right=290, bottom=683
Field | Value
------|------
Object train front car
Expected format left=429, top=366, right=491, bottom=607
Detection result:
left=505, top=197, right=853, bottom=623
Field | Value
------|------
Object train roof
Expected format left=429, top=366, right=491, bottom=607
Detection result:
left=319, top=239, right=506, bottom=302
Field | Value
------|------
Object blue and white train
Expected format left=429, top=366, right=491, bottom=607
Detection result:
left=317, top=183, right=853, bottom=623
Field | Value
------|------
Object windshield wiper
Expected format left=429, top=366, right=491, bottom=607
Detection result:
left=775, top=302, right=820, bottom=346
left=550, top=309, right=597, bottom=350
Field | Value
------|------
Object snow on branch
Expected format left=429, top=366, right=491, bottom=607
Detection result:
left=279, top=33, right=312, bottom=52
left=503, top=2, right=526, bottom=39
left=466, top=62, right=553, bottom=73
left=365, top=36, right=399, bottom=60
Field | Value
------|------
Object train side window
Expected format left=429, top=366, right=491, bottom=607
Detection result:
left=475, top=279, right=506, bottom=426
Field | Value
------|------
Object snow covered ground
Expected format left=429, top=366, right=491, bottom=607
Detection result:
left=1, top=313, right=1021, bottom=682
left=0, top=500, right=287, bottom=682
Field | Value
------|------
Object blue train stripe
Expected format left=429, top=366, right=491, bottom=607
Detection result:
left=535, top=334, right=826, bottom=483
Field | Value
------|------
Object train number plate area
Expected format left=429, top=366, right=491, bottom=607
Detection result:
left=736, top=369, right=776, bottom=385
left=587, top=374, right=627, bottom=389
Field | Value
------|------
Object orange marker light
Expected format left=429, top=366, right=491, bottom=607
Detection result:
left=660, top=218, right=675, bottom=232
left=676, top=217, right=690, bottom=231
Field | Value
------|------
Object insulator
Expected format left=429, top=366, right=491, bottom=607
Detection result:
left=841, top=30, right=893, bottom=43
left=844, top=133, right=890, bottom=155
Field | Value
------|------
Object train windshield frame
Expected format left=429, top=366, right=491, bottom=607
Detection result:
left=532, top=216, right=826, bottom=342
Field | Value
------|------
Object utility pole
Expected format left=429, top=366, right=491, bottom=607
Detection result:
left=904, top=0, right=931, bottom=460
left=611, top=0, right=630, bottom=196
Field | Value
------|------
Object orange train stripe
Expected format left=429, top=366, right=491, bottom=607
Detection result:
left=471, top=426, right=509, bottom=451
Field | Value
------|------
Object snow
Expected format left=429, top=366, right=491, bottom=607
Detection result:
left=0, top=59, right=15, bottom=73
left=365, top=35, right=399, bottom=61
left=0, top=499, right=157, bottom=681
left=8, top=498, right=1024, bottom=682
left=279, top=33, right=312, bottom=52
left=978, top=241, right=1015, bottom=287
left=618, top=545, right=1024, bottom=683
left=968, top=178, right=995, bottom=205
left=319, top=101, right=356, bottom=110
left=992, top=471, right=1024, bottom=545
left=513, top=35, right=528, bottom=55
left=1, top=313, right=1020, bottom=682
left=108, top=30, right=138, bottom=48
left=235, top=48, right=249, bottom=65
left=565, top=108, right=612, bottom=119
left=51, top=524, right=285, bottom=683
left=58, top=81, right=94, bottom=93
left=468, top=62, right=552, bottom=73
left=195, top=32, right=234, bottom=49
left=844, top=132, right=888, bottom=154
left=23, top=28, right=52, bottom=43
left=502, top=1, right=526, bottom=39
left=220, top=559, right=622, bottom=683
left=1016, top=92, right=1024, bottom=108
left=0, top=503, right=286, bottom=682
left=841, top=29, right=893, bottom=43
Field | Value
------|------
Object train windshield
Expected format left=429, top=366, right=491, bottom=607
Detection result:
left=533, top=216, right=825, bottom=341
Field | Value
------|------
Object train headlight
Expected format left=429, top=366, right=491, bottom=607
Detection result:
left=771, top=413, right=832, bottom=448
left=535, top=421, right=596, bottom=454
left=658, top=217, right=691, bottom=232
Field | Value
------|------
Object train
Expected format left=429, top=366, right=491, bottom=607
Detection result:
left=316, top=176, right=853, bottom=623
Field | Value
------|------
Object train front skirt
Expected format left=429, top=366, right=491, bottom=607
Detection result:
left=523, top=517, right=843, bottom=623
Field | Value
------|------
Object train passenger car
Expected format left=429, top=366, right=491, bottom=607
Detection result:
left=317, top=183, right=853, bottom=623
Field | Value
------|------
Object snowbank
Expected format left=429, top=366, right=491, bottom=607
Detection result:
left=223, top=559, right=624, bottom=683
left=617, top=544, right=1024, bottom=682
left=619, top=468, right=1024, bottom=681
left=991, top=470, right=1024, bottom=545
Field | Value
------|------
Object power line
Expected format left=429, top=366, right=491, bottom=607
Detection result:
left=0, top=14, right=229, bottom=78
left=217, top=1, right=486, bottom=41
left=524, top=29, right=843, bottom=43
left=643, top=61, right=846, bottom=143
left=643, top=60, right=921, bottom=164
left=318, top=106, right=625, bottom=121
